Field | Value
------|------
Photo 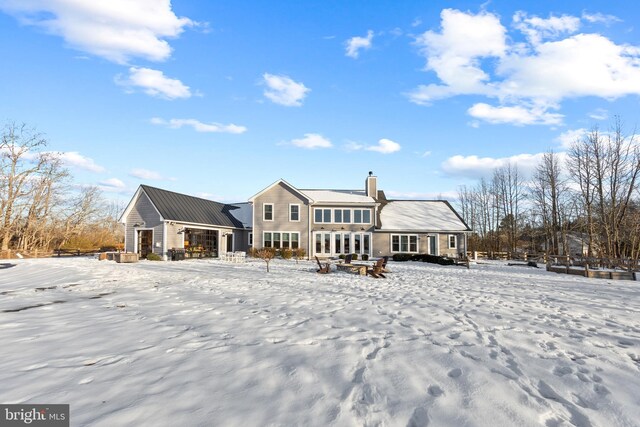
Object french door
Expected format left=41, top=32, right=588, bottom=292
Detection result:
left=313, top=231, right=371, bottom=257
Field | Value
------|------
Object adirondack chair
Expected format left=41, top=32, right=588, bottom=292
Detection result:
left=315, top=256, right=331, bottom=274
left=367, top=258, right=386, bottom=278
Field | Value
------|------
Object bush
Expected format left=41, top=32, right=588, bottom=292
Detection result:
left=248, top=247, right=259, bottom=258
left=292, top=247, right=306, bottom=262
left=146, top=253, right=162, bottom=261
left=281, top=248, right=293, bottom=260
left=351, top=253, right=358, bottom=260
left=421, top=254, right=455, bottom=265
left=361, top=253, right=369, bottom=261
left=338, top=254, right=346, bottom=260
left=392, top=253, right=413, bottom=262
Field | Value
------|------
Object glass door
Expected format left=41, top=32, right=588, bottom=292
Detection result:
left=314, top=232, right=332, bottom=256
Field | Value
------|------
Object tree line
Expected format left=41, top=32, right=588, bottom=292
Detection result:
left=0, top=122, right=123, bottom=257
left=457, top=117, right=640, bottom=260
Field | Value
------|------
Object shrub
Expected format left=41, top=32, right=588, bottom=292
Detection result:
left=281, top=248, right=293, bottom=260
left=351, top=253, right=358, bottom=260
left=338, top=254, right=346, bottom=260
left=361, top=253, right=369, bottom=261
left=146, top=253, right=162, bottom=261
left=256, top=247, right=277, bottom=272
left=392, top=253, right=413, bottom=262
left=421, top=254, right=455, bottom=265
left=292, top=247, right=306, bottom=263
left=248, top=247, right=259, bottom=258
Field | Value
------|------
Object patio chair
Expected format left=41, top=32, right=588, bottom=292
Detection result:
left=315, top=256, right=331, bottom=274
left=233, top=251, right=246, bottom=263
left=367, top=258, right=386, bottom=278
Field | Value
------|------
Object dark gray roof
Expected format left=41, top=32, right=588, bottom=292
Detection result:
left=141, top=185, right=245, bottom=229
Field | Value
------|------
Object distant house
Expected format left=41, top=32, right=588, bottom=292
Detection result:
left=120, top=175, right=471, bottom=260
left=119, top=185, right=250, bottom=259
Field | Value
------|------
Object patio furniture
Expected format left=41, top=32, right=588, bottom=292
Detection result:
left=233, top=251, right=246, bottom=263
left=366, top=258, right=386, bottom=278
left=315, top=256, right=331, bottom=274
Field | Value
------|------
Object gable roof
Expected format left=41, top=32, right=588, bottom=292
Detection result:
left=136, top=185, right=245, bottom=229
left=248, top=179, right=311, bottom=202
left=379, top=200, right=471, bottom=232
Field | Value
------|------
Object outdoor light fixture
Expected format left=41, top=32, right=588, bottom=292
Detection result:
left=177, top=227, right=185, bottom=234
left=133, top=222, right=145, bottom=228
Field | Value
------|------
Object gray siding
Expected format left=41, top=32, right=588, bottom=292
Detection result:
left=253, top=182, right=309, bottom=252
left=372, top=232, right=467, bottom=257
left=125, top=192, right=163, bottom=254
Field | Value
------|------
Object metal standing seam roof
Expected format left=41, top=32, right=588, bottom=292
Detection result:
left=140, top=185, right=245, bottom=229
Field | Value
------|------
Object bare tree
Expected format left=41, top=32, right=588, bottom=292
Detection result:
left=0, top=123, right=51, bottom=251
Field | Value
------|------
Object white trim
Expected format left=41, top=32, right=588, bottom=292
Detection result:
left=289, top=203, right=300, bottom=222
left=248, top=179, right=313, bottom=203
left=248, top=232, right=253, bottom=247
left=263, top=203, right=274, bottom=222
left=390, top=234, right=419, bottom=253
left=427, top=234, right=439, bottom=255
left=448, top=234, right=457, bottom=250
left=263, top=231, right=300, bottom=249
left=313, top=208, right=332, bottom=224
left=133, top=228, right=154, bottom=256
left=162, top=221, right=167, bottom=260
left=119, top=186, right=164, bottom=224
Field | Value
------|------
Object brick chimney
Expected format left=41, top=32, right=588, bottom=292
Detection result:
left=365, top=171, right=377, bottom=199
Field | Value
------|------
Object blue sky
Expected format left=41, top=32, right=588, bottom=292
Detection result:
left=1, top=0, right=639, bottom=203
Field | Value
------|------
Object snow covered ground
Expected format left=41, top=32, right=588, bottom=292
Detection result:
left=0, top=257, right=639, bottom=426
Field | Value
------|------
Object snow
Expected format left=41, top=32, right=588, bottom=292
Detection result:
left=1, top=258, right=639, bottom=426
left=379, top=200, right=468, bottom=231
left=301, top=189, right=375, bottom=204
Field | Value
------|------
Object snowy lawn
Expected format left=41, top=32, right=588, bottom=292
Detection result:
left=0, top=257, right=639, bottom=426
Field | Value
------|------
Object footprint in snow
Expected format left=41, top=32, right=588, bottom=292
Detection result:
left=427, top=385, right=444, bottom=397
left=448, top=368, right=462, bottom=378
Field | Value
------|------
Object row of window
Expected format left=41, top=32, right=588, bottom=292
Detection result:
left=314, top=208, right=371, bottom=224
left=263, top=231, right=300, bottom=249
left=263, top=204, right=372, bottom=225
left=390, top=234, right=457, bottom=253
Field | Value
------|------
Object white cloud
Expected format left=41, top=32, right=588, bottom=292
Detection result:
left=366, top=138, right=401, bottom=154
left=117, top=67, right=191, bottom=99
left=262, top=73, right=310, bottom=107
left=409, top=9, right=640, bottom=126
left=55, top=151, right=105, bottom=173
left=345, top=30, right=374, bottom=58
left=344, top=138, right=401, bottom=154
left=290, top=133, right=332, bottom=149
left=582, top=12, right=621, bottom=25
left=129, top=168, right=163, bottom=180
left=0, top=0, right=194, bottom=64
left=98, top=177, right=129, bottom=193
left=467, top=103, right=563, bottom=125
left=556, top=128, right=588, bottom=149
left=151, top=117, right=247, bottom=134
left=442, top=152, right=548, bottom=179
left=513, top=11, right=580, bottom=44
left=589, top=108, right=608, bottom=120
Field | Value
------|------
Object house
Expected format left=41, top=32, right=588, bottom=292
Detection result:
left=119, top=185, right=250, bottom=259
left=120, top=174, right=470, bottom=260
left=248, top=173, right=471, bottom=259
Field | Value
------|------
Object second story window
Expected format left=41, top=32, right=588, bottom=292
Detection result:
left=290, top=204, right=300, bottom=222
left=314, top=208, right=332, bottom=223
left=264, top=203, right=273, bottom=221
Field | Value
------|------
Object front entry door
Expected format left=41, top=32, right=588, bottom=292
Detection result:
left=428, top=235, right=437, bottom=255
left=138, top=230, right=153, bottom=259
left=226, top=234, right=233, bottom=252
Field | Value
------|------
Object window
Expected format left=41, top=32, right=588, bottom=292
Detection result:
left=448, top=234, right=457, bottom=249
left=333, top=209, right=351, bottom=223
left=353, top=209, right=371, bottom=224
left=314, top=208, right=332, bottom=223
left=289, top=204, right=300, bottom=222
left=248, top=232, right=253, bottom=247
left=264, top=232, right=300, bottom=249
left=391, top=234, right=418, bottom=253
left=263, top=204, right=273, bottom=221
